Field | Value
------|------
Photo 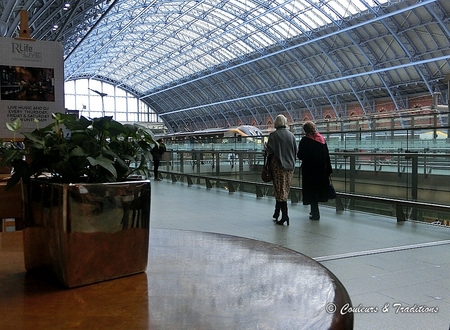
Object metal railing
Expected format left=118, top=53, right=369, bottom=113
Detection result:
left=156, top=149, right=450, bottom=226
left=158, top=170, right=450, bottom=224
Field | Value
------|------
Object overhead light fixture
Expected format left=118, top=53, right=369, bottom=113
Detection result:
left=63, top=3, right=71, bottom=10
left=52, top=24, right=59, bottom=30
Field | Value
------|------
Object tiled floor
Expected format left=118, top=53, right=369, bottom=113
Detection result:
left=150, top=179, right=450, bottom=330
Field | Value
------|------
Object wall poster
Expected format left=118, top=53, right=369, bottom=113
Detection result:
left=0, top=37, right=64, bottom=139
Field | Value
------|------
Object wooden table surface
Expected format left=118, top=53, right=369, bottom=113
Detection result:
left=0, top=229, right=353, bottom=329
left=0, top=175, right=23, bottom=231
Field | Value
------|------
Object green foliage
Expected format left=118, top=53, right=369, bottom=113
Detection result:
left=0, top=114, right=157, bottom=190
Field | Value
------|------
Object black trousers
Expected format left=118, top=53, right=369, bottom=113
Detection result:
left=153, top=159, right=161, bottom=178
left=310, top=202, right=320, bottom=218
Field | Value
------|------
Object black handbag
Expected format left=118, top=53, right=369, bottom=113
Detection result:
left=328, top=177, right=337, bottom=199
left=261, top=151, right=272, bottom=182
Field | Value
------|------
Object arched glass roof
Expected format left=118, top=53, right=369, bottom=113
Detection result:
left=62, top=0, right=380, bottom=92
left=1, top=0, right=449, bottom=132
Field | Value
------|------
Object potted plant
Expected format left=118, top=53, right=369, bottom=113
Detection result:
left=0, top=113, right=156, bottom=287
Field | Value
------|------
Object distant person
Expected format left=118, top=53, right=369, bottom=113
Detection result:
left=297, top=121, right=332, bottom=220
left=265, top=115, right=297, bottom=226
left=151, top=139, right=166, bottom=181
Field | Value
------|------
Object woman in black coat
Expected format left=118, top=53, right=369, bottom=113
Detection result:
left=297, top=121, right=332, bottom=220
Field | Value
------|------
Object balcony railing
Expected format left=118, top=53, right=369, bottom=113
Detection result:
left=157, top=148, right=450, bottom=227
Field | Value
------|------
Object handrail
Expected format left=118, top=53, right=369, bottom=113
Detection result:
left=159, top=170, right=450, bottom=223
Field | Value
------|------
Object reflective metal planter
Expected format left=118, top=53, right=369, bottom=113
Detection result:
left=22, top=179, right=151, bottom=288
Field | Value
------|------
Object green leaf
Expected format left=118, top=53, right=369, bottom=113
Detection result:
left=69, top=146, right=86, bottom=157
left=87, top=155, right=117, bottom=178
left=22, top=132, right=46, bottom=146
left=1, top=149, right=24, bottom=167
left=6, top=118, right=22, bottom=132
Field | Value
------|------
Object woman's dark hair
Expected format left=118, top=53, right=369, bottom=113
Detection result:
left=303, top=121, right=316, bottom=134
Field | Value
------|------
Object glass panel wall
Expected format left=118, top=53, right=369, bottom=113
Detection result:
left=64, top=79, right=163, bottom=124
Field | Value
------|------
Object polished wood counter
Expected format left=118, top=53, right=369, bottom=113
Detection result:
left=0, top=229, right=353, bottom=329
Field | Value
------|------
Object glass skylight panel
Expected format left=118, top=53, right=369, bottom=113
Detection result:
left=167, top=59, right=201, bottom=75
left=337, top=0, right=366, bottom=15
left=170, top=38, right=187, bottom=50
left=245, top=32, right=271, bottom=49
left=312, top=9, right=332, bottom=26
left=225, top=41, right=250, bottom=57
left=277, top=20, right=302, bottom=38
left=150, top=67, right=179, bottom=84
left=211, top=8, right=236, bottom=22
left=240, top=22, right=260, bottom=37
left=256, top=12, right=277, bottom=26
left=132, top=24, right=152, bottom=34
left=184, top=59, right=208, bottom=73
left=287, top=0, right=309, bottom=14
left=135, top=80, right=153, bottom=93
left=249, top=6, right=269, bottom=19
left=271, top=22, right=294, bottom=38
left=203, top=11, right=227, bottom=27
left=215, top=49, right=236, bottom=62
left=64, top=0, right=392, bottom=93
left=226, top=0, right=256, bottom=12
left=323, top=2, right=345, bottom=20
left=132, top=71, right=155, bottom=86
left=211, top=35, right=235, bottom=51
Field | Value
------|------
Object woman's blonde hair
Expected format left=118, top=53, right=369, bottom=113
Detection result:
left=303, top=121, right=316, bottom=134
left=274, top=114, right=288, bottom=128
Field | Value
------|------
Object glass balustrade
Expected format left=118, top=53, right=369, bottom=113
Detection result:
left=156, top=114, right=450, bottom=225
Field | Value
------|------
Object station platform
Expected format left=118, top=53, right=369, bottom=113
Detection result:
left=150, top=179, right=450, bottom=330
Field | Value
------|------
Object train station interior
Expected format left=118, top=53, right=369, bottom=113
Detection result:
left=1, top=1, right=450, bottom=329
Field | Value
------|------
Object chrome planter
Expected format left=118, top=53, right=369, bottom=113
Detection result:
left=22, top=179, right=151, bottom=288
